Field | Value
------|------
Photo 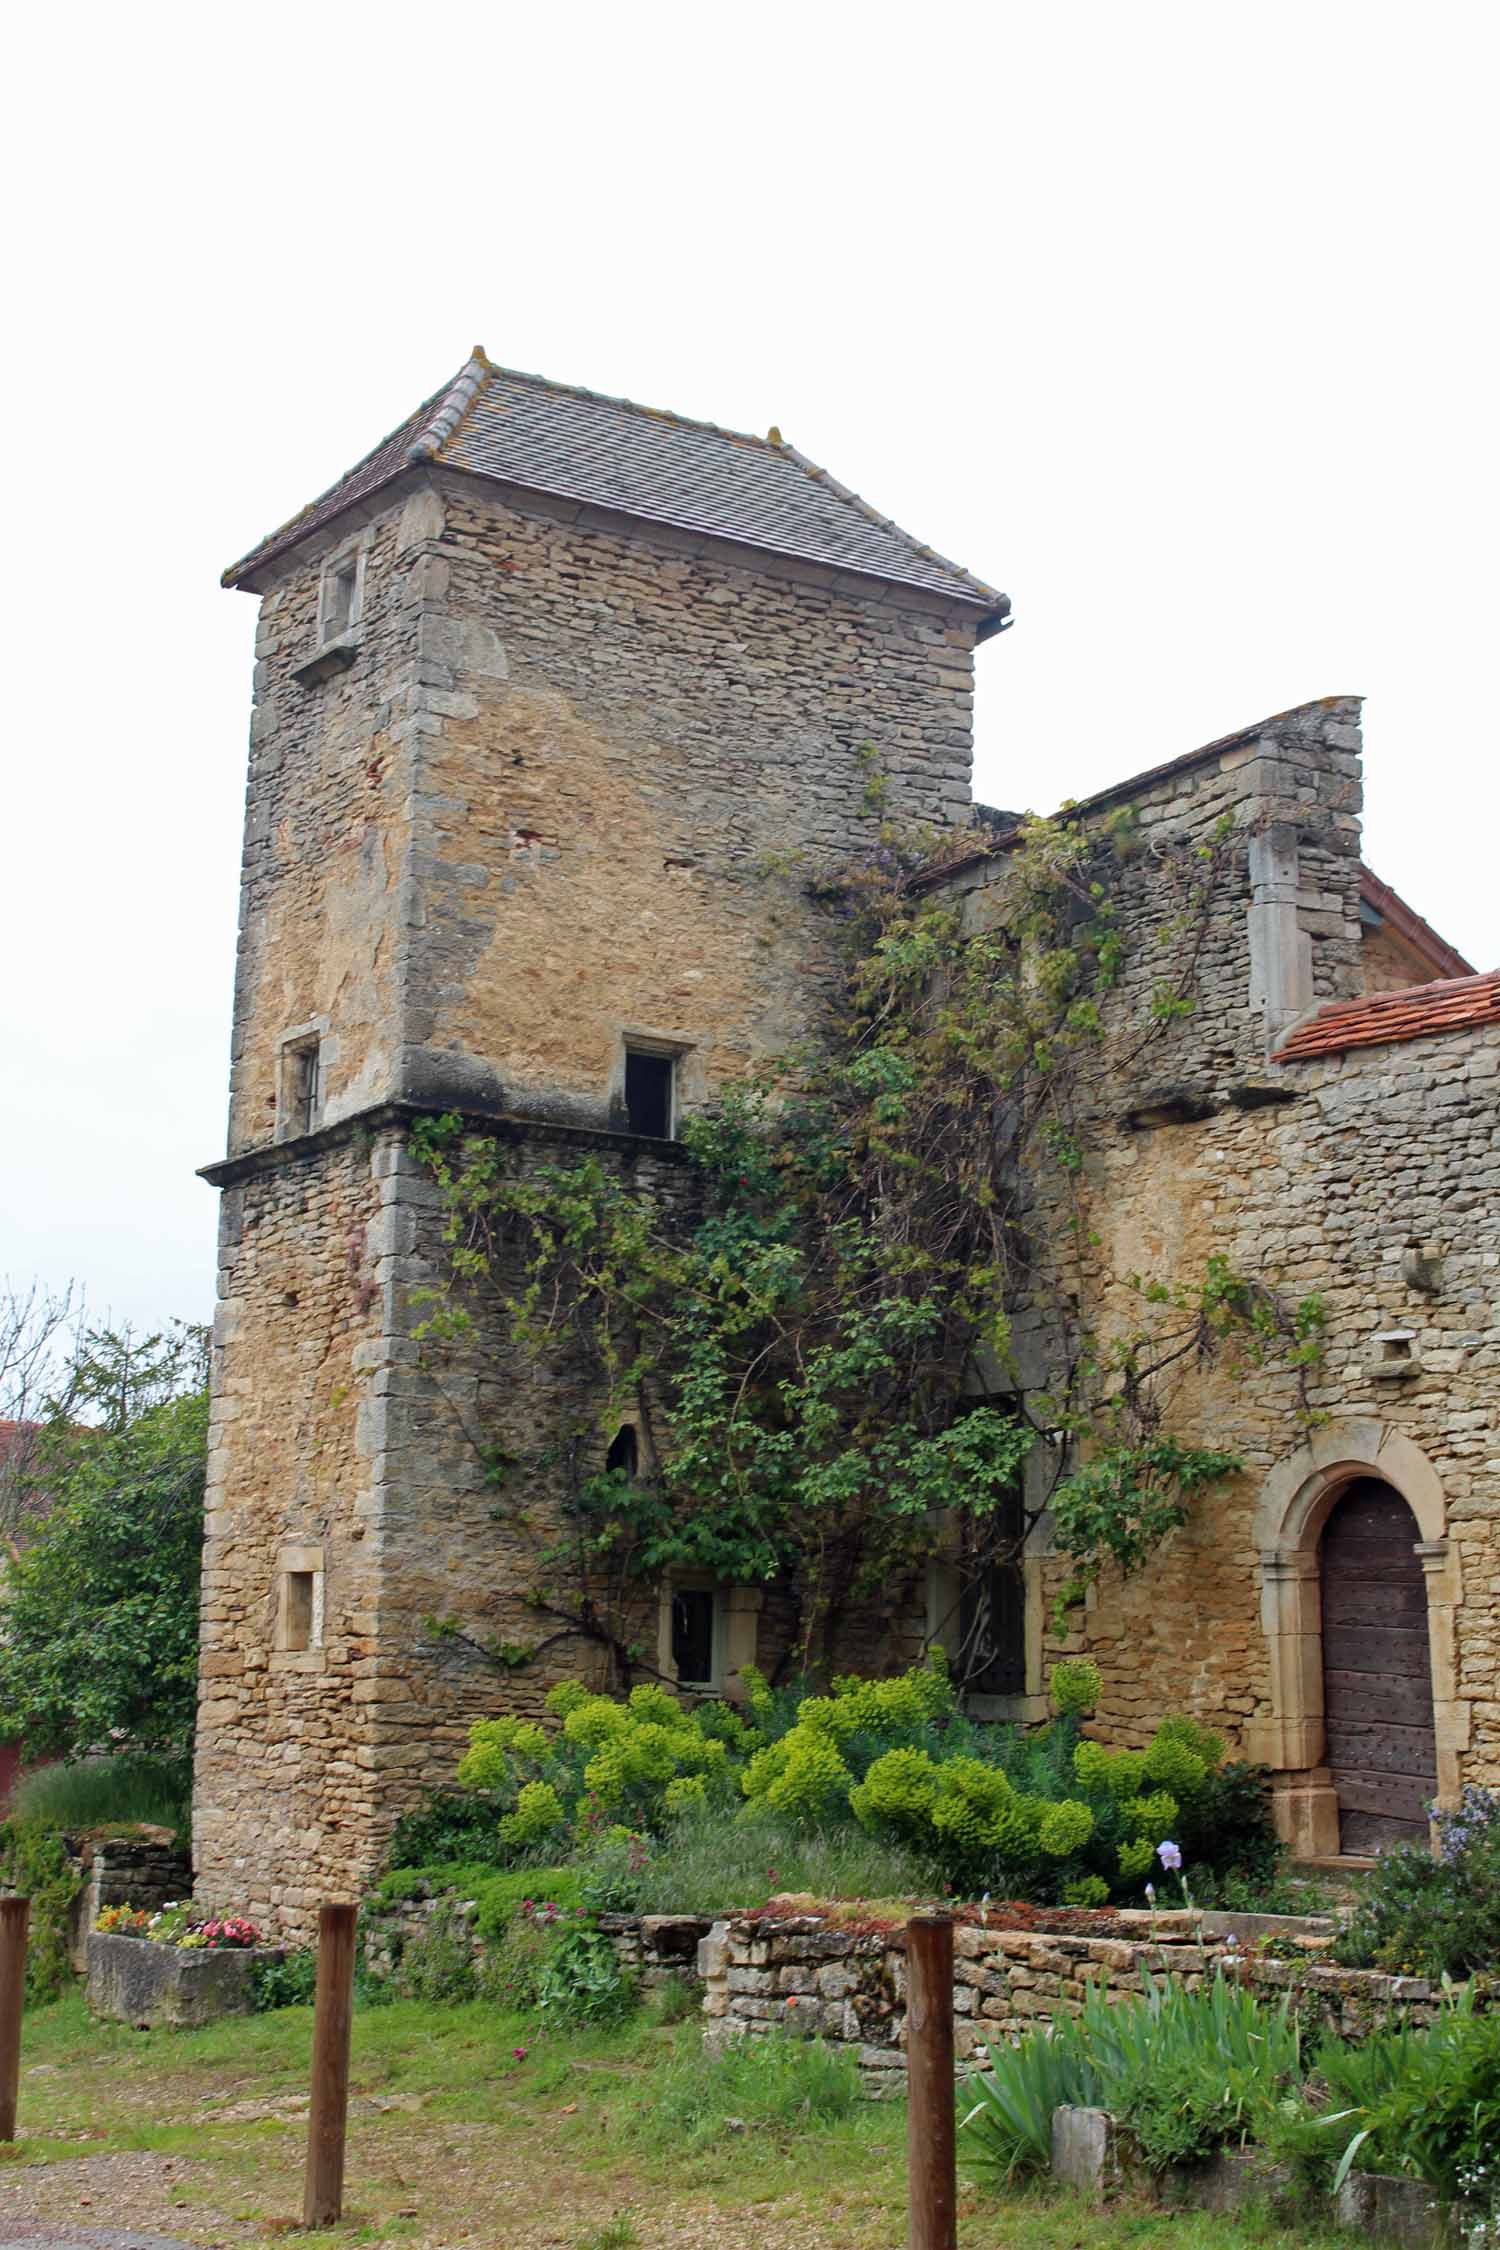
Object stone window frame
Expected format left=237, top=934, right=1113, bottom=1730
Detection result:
left=1245, top=1419, right=1464, bottom=1858
left=275, top=1018, right=329, bottom=1141
left=316, top=532, right=369, bottom=650
left=272, top=1543, right=326, bottom=1673
left=611, top=1027, right=707, bottom=1140
left=656, top=1572, right=761, bottom=1702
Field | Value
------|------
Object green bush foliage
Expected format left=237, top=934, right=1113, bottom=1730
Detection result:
left=421, top=1657, right=1278, bottom=1908
left=0, top=1818, right=80, bottom=2004
left=0, top=1325, right=207, bottom=1764
left=7, top=1752, right=190, bottom=1837
left=250, top=1949, right=318, bottom=2010
left=1333, top=1787, right=1500, bottom=1980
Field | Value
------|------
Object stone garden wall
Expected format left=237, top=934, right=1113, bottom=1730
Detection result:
left=699, top=1909, right=1495, bottom=2090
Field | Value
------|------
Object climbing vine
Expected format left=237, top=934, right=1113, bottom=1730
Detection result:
left=412, top=786, right=1322, bottom=1685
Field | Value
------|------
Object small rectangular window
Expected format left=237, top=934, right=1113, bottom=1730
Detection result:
left=280, top=1036, right=322, bottom=1138
left=284, top=1571, right=315, bottom=1652
left=274, top=1546, right=325, bottom=1659
left=671, top=1588, right=717, bottom=1687
left=322, top=559, right=358, bottom=643
left=625, top=1049, right=675, bottom=1139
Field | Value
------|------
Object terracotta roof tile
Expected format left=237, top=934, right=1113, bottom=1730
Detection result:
left=1274, top=970, right=1500, bottom=1062
left=224, top=350, right=1010, bottom=625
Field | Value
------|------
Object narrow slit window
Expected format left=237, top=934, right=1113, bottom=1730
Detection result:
left=323, top=559, right=358, bottom=642
left=625, top=1050, right=674, bottom=1139
left=283, top=1571, right=315, bottom=1653
left=282, top=1037, right=322, bottom=1137
left=671, top=1588, right=717, bottom=1688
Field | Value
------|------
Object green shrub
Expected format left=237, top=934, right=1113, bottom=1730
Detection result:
left=251, top=1949, right=318, bottom=2010
left=1312, top=1990, right=1500, bottom=2198
left=385, top=1788, right=512, bottom=1870
left=414, top=1658, right=1277, bottom=1909
left=629, top=2028, right=862, bottom=2151
left=536, top=1921, right=634, bottom=2023
left=0, top=1818, right=80, bottom=2003
left=1333, top=1787, right=1500, bottom=1980
left=583, top=1800, right=942, bottom=1916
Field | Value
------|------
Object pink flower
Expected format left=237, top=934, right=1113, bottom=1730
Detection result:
left=513, top=2046, right=528, bottom=2060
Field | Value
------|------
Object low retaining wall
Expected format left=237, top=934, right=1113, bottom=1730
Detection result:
left=361, top=1893, right=715, bottom=1996
left=699, top=1908, right=1495, bottom=2089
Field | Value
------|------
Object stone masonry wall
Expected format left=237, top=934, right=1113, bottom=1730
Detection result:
left=701, top=1909, right=1494, bottom=2090
left=195, top=1127, right=398, bottom=1930
left=940, top=698, right=1499, bottom=1826
left=397, top=474, right=980, bottom=1127
left=203, top=469, right=985, bottom=1935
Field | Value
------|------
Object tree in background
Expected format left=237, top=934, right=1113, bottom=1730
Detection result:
left=0, top=1321, right=208, bottom=1765
left=0, top=1277, right=79, bottom=1544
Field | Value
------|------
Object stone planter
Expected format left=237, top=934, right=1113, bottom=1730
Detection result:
left=87, top=1931, right=282, bottom=2028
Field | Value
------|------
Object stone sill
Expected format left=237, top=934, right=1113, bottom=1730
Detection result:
left=292, top=633, right=361, bottom=687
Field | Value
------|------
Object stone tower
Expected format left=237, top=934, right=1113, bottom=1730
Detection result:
left=195, top=351, right=1009, bottom=1932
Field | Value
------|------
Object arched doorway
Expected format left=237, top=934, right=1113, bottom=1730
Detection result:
left=1319, top=1478, right=1437, bottom=1853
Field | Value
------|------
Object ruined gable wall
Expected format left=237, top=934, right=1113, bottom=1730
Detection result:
left=942, top=699, right=1498, bottom=1808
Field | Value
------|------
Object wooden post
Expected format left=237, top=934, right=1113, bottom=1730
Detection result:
left=906, top=1911, right=956, bottom=2250
left=303, top=1902, right=357, bottom=2227
left=0, top=1896, right=30, bottom=2143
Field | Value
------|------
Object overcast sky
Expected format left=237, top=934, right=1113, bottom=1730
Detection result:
left=3, top=2, right=1495, bottom=1345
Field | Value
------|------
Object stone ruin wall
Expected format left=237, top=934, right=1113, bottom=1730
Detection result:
left=942, top=700, right=1498, bottom=1806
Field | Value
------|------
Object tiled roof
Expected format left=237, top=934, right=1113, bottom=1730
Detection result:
left=1274, top=970, right=1500, bottom=1062
left=1359, top=863, right=1474, bottom=981
left=223, top=350, right=1010, bottom=625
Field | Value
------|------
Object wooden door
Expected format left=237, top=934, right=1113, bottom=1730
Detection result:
left=1320, top=1479, right=1436, bottom=1853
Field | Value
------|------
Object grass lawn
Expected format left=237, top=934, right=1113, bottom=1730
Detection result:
left=0, top=1991, right=1358, bottom=2250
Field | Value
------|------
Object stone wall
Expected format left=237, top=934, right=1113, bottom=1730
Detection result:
left=360, top=1890, right=713, bottom=1997
left=700, top=1908, right=1494, bottom=2090
left=936, top=698, right=1499, bottom=1837
left=201, top=467, right=984, bottom=1935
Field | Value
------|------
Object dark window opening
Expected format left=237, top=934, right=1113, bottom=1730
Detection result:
left=605, top=1425, right=638, bottom=1478
left=956, top=1420, right=1026, bottom=1696
left=671, top=1588, right=716, bottom=1687
left=625, top=1049, right=674, bottom=1138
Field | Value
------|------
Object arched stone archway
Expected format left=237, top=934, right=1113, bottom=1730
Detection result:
left=1245, top=1420, right=1464, bottom=1858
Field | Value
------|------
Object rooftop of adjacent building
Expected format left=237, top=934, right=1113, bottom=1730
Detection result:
left=1274, top=968, right=1500, bottom=1062
left=222, top=349, right=1011, bottom=631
